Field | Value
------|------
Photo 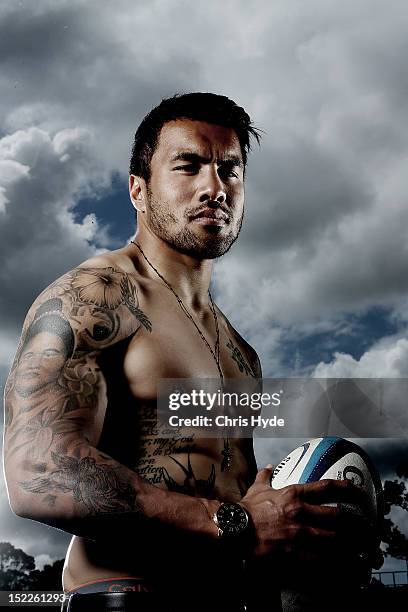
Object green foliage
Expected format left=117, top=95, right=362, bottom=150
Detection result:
left=0, top=542, right=35, bottom=590
left=382, top=458, right=408, bottom=560
left=0, top=542, right=63, bottom=590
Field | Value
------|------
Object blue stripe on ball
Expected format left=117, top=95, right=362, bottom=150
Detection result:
left=298, top=437, right=344, bottom=483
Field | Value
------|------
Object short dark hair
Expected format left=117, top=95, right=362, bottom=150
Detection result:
left=129, top=92, right=261, bottom=181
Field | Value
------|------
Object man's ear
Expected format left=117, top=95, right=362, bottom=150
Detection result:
left=129, top=175, right=146, bottom=213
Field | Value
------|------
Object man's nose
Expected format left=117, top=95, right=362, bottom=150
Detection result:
left=198, top=166, right=227, bottom=204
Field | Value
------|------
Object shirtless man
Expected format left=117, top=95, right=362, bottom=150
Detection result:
left=3, top=93, right=379, bottom=611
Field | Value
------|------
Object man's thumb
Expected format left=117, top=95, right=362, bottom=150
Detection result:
left=255, top=464, right=274, bottom=485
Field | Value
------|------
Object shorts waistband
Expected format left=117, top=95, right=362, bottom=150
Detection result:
left=66, top=577, right=153, bottom=594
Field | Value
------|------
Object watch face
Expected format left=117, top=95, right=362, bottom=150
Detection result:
left=217, top=503, right=248, bottom=536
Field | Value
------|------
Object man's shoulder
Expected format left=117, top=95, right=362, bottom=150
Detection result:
left=76, top=246, right=139, bottom=276
left=35, top=247, right=142, bottom=305
left=24, top=247, right=150, bottom=353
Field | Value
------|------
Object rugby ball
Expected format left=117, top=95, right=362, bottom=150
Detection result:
left=271, top=437, right=383, bottom=520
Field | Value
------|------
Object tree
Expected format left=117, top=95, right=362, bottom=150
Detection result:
left=382, top=458, right=408, bottom=561
left=0, top=541, right=65, bottom=591
left=0, top=542, right=35, bottom=590
left=29, top=559, right=64, bottom=590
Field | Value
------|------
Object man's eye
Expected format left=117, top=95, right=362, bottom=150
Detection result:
left=219, top=168, right=238, bottom=179
left=174, top=164, right=197, bottom=172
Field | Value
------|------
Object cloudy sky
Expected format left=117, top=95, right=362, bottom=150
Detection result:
left=1, top=0, right=408, bottom=577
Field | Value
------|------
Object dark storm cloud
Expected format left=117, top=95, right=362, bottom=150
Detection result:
left=358, top=439, right=408, bottom=480
left=2, top=0, right=408, bottom=343
left=0, top=0, right=203, bottom=171
left=242, top=141, right=372, bottom=254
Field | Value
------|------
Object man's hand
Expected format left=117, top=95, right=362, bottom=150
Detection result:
left=240, top=465, right=380, bottom=569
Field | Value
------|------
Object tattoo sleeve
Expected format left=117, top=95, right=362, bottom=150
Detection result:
left=3, top=266, right=217, bottom=542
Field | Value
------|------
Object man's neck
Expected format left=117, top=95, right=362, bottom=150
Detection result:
left=129, top=230, right=214, bottom=312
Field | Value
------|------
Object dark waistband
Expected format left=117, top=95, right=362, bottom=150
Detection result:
left=63, top=591, right=248, bottom=612
left=63, top=576, right=250, bottom=611
left=63, top=579, right=155, bottom=612
left=66, top=577, right=153, bottom=594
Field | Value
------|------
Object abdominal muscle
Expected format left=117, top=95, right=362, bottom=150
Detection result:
left=62, top=441, right=251, bottom=593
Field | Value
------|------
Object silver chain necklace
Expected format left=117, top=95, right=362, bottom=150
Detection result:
left=130, top=240, right=233, bottom=470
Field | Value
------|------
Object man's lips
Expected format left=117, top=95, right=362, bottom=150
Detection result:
left=190, top=209, right=229, bottom=225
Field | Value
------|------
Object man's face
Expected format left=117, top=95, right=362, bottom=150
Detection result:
left=144, top=119, right=245, bottom=259
left=15, top=332, right=66, bottom=397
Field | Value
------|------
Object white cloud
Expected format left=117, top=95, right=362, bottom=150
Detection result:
left=0, top=126, right=113, bottom=347
left=0, top=160, right=30, bottom=213
left=34, top=553, right=56, bottom=571
left=313, top=334, right=408, bottom=378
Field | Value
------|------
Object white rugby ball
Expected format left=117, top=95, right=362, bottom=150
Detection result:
left=271, top=437, right=383, bottom=520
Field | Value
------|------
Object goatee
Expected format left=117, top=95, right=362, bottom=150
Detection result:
left=146, top=194, right=243, bottom=259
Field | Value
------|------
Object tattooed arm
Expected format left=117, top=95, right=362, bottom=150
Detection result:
left=3, top=265, right=219, bottom=542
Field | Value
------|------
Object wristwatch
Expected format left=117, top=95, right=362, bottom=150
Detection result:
left=213, top=502, right=250, bottom=538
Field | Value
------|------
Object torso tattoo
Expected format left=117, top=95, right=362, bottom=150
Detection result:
left=226, top=338, right=256, bottom=377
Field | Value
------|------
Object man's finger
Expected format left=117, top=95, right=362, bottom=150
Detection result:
left=297, top=525, right=338, bottom=550
left=299, top=504, right=373, bottom=540
left=299, top=502, right=342, bottom=529
left=297, top=478, right=370, bottom=510
left=254, top=465, right=274, bottom=485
